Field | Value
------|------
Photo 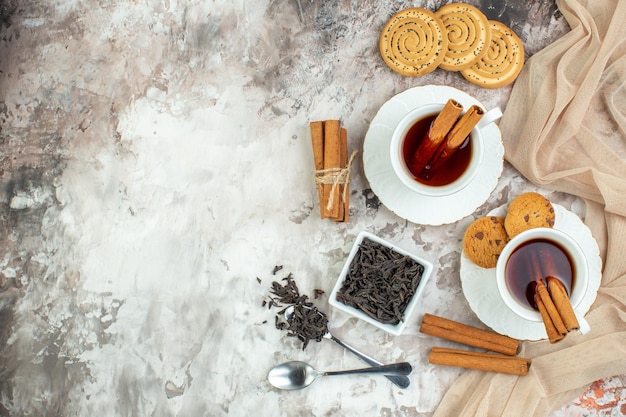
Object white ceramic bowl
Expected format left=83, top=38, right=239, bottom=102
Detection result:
left=389, top=103, right=488, bottom=197
left=329, top=231, right=433, bottom=335
left=495, top=227, right=589, bottom=323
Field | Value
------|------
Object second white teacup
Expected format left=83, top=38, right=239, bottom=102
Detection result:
left=495, top=227, right=591, bottom=334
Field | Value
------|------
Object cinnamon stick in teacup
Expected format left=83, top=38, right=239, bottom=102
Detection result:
left=547, top=276, right=580, bottom=331
left=424, top=105, right=484, bottom=177
left=535, top=287, right=565, bottom=343
left=410, top=99, right=463, bottom=174
left=535, top=243, right=580, bottom=332
left=535, top=278, right=568, bottom=343
left=525, top=251, right=566, bottom=343
left=429, top=347, right=531, bottom=376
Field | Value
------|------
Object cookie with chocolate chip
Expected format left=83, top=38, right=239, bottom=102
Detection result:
left=504, top=192, right=555, bottom=238
left=463, top=216, right=509, bottom=268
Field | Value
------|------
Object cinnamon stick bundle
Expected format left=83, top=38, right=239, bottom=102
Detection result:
left=425, top=105, right=484, bottom=177
left=420, top=313, right=519, bottom=356
left=429, top=347, right=532, bottom=376
left=410, top=99, right=463, bottom=173
left=309, top=120, right=352, bottom=222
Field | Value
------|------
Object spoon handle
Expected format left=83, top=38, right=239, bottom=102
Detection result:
left=327, top=334, right=411, bottom=388
left=323, top=362, right=412, bottom=377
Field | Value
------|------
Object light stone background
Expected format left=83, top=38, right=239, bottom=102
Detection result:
left=1, top=0, right=624, bottom=416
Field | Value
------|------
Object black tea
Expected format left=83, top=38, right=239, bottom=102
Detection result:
left=335, top=238, right=425, bottom=325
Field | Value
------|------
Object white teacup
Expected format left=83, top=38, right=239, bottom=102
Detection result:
left=495, top=227, right=591, bottom=334
left=389, top=103, right=502, bottom=197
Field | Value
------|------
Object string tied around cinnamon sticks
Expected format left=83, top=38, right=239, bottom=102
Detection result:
left=314, top=150, right=358, bottom=214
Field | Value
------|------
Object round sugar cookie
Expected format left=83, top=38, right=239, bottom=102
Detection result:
left=461, top=20, right=525, bottom=88
left=379, top=8, right=448, bottom=77
left=463, top=216, right=509, bottom=269
left=504, top=192, right=555, bottom=238
left=435, top=3, right=491, bottom=71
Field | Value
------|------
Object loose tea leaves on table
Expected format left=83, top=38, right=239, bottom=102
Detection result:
left=264, top=270, right=329, bottom=350
left=335, top=237, right=425, bottom=325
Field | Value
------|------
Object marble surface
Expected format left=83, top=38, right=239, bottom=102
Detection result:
left=1, top=0, right=624, bottom=416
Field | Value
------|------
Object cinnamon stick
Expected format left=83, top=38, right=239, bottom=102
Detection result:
left=310, top=121, right=325, bottom=170
left=337, top=127, right=349, bottom=222
left=425, top=105, right=484, bottom=177
left=310, top=121, right=325, bottom=218
left=410, top=99, right=463, bottom=173
left=420, top=313, right=519, bottom=356
left=322, top=120, right=342, bottom=219
left=547, top=276, right=580, bottom=331
left=535, top=289, right=565, bottom=343
left=535, top=278, right=567, bottom=335
left=428, top=347, right=531, bottom=376
left=535, top=278, right=568, bottom=343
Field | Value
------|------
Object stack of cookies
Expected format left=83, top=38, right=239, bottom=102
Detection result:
left=463, top=192, right=556, bottom=268
left=379, top=3, right=525, bottom=88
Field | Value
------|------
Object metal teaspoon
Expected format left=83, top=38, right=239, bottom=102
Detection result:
left=284, top=305, right=411, bottom=389
left=267, top=360, right=412, bottom=390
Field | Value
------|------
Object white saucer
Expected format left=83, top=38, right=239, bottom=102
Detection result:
left=362, top=85, right=504, bottom=225
left=460, top=203, right=602, bottom=340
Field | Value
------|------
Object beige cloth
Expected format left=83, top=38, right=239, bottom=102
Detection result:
left=433, top=0, right=626, bottom=415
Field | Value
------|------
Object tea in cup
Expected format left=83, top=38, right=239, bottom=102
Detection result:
left=389, top=100, right=501, bottom=197
left=495, top=227, right=591, bottom=334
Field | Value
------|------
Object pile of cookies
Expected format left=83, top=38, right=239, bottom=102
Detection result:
left=379, top=3, right=525, bottom=88
left=463, top=192, right=556, bottom=268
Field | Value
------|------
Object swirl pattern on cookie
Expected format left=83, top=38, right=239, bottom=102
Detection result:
left=379, top=8, right=448, bottom=76
left=435, top=3, right=491, bottom=71
left=461, top=20, right=525, bottom=88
